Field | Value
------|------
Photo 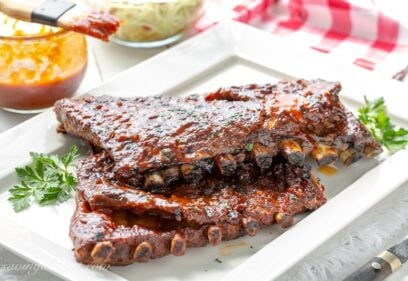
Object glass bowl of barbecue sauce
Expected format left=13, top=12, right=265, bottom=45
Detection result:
left=0, top=13, right=88, bottom=113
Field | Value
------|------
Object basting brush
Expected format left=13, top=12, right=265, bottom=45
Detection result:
left=0, top=0, right=120, bottom=41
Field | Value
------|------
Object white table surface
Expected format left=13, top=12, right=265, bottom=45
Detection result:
left=1, top=37, right=408, bottom=281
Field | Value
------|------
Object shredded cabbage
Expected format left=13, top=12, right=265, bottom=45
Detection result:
left=84, top=0, right=203, bottom=42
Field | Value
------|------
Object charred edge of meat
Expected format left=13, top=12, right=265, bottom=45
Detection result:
left=124, top=137, right=378, bottom=190
left=179, top=159, right=215, bottom=183
left=134, top=140, right=336, bottom=193
left=140, top=146, right=277, bottom=191
left=251, top=143, right=276, bottom=169
left=96, top=141, right=377, bottom=195
left=280, top=140, right=305, bottom=166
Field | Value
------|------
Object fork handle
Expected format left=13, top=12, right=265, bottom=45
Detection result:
left=344, top=250, right=402, bottom=281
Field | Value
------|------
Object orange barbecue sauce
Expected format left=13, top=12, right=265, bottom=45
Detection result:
left=318, top=165, right=338, bottom=176
left=0, top=15, right=87, bottom=111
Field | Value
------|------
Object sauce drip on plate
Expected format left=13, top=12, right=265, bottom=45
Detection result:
left=318, top=165, right=338, bottom=176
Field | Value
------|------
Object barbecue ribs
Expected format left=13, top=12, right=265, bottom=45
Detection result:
left=59, top=78, right=383, bottom=265
left=55, top=79, right=382, bottom=191
left=71, top=153, right=326, bottom=265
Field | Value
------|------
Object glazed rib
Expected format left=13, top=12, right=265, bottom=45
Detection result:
left=77, top=152, right=326, bottom=226
left=72, top=191, right=245, bottom=265
left=71, top=153, right=326, bottom=265
left=55, top=79, right=382, bottom=190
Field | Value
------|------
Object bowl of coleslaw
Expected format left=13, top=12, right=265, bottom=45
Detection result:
left=83, top=0, right=204, bottom=48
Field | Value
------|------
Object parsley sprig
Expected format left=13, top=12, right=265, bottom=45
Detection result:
left=8, top=146, right=79, bottom=212
left=358, top=97, right=408, bottom=153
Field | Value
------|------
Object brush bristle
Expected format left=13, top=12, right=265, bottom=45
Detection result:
left=58, top=5, right=120, bottom=41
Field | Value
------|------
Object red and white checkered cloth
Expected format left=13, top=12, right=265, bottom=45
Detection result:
left=195, top=0, right=408, bottom=78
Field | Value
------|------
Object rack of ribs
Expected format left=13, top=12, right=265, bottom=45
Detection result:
left=58, top=78, right=383, bottom=265
left=71, top=152, right=326, bottom=265
left=55, top=79, right=382, bottom=192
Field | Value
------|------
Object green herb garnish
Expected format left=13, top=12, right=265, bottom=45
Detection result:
left=358, top=97, right=408, bottom=153
left=246, top=143, right=254, bottom=152
left=8, top=145, right=79, bottom=212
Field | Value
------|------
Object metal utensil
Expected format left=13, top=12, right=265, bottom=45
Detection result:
left=392, top=65, right=408, bottom=81
left=344, top=236, right=408, bottom=281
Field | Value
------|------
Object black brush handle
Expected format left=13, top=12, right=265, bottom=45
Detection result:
left=32, top=0, right=75, bottom=26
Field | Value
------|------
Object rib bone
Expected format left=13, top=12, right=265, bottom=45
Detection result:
left=364, top=144, right=383, bottom=158
left=133, top=242, right=153, bottom=262
left=274, top=213, right=294, bottom=229
left=144, top=172, right=164, bottom=189
left=207, top=225, right=222, bottom=246
left=162, top=167, right=181, bottom=185
left=215, top=154, right=237, bottom=176
left=171, top=234, right=187, bottom=256
left=339, top=148, right=361, bottom=166
left=71, top=155, right=327, bottom=265
left=91, top=242, right=115, bottom=263
left=280, top=140, right=305, bottom=166
left=251, top=143, right=275, bottom=169
left=311, top=144, right=338, bottom=166
left=242, top=218, right=260, bottom=236
left=180, top=164, right=203, bottom=183
left=56, top=79, right=382, bottom=190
